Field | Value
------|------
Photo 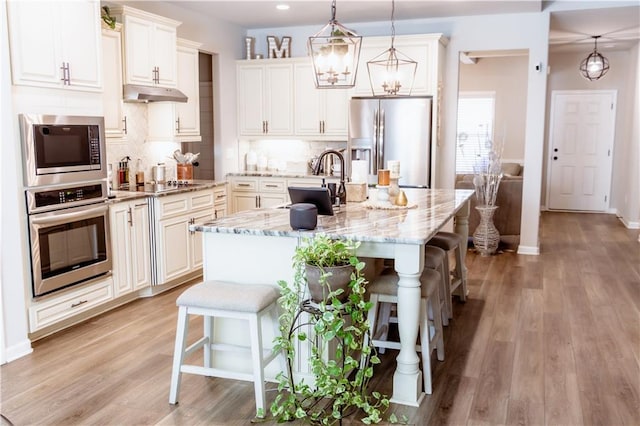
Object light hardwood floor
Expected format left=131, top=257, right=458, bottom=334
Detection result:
left=2, top=212, right=639, bottom=425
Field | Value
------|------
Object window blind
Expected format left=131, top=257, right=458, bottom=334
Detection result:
left=455, top=93, right=496, bottom=174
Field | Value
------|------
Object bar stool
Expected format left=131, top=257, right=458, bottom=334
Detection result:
left=365, top=269, right=445, bottom=394
left=424, top=245, right=450, bottom=326
left=428, top=231, right=467, bottom=319
left=169, top=280, right=281, bottom=418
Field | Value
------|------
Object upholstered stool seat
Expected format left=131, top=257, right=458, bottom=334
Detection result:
left=428, top=231, right=467, bottom=318
left=169, top=281, right=281, bottom=418
left=365, top=269, right=445, bottom=394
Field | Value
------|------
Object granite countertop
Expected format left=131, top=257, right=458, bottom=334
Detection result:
left=108, top=180, right=226, bottom=204
left=192, top=188, right=474, bottom=245
left=227, top=171, right=340, bottom=180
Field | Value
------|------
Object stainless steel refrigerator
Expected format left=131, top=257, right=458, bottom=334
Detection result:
left=348, top=96, right=432, bottom=188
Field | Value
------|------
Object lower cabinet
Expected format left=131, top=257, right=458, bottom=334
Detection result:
left=110, top=199, right=152, bottom=296
left=153, top=188, right=215, bottom=285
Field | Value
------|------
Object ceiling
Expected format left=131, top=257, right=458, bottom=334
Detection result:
left=169, top=1, right=640, bottom=53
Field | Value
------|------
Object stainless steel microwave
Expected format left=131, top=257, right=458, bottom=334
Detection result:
left=20, top=114, right=107, bottom=187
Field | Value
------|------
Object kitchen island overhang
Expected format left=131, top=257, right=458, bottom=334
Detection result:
left=191, top=188, right=473, bottom=407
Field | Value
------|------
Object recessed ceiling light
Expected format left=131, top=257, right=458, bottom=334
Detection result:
left=276, top=4, right=290, bottom=11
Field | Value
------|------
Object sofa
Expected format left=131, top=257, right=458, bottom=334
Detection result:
left=455, top=163, right=523, bottom=250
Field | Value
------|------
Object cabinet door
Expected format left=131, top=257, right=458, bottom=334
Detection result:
left=237, top=65, right=266, bottom=135
left=131, top=202, right=151, bottom=290
left=110, top=203, right=134, bottom=296
left=294, top=62, right=323, bottom=135
left=60, top=1, right=102, bottom=89
left=232, top=193, right=258, bottom=213
left=190, top=210, right=214, bottom=269
left=157, top=216, right=191, bottom=283
left=6, top=1, right=61, bottom=87
left=259, top=194, right=287, bottom=209
left=322, top=89, right=349, bottom=136
left=265, top=64, right=294, bottom=135
left=175, top=42, right=201, bottom=138
left=123, top=15, right=155, bottom=85
left=102, top=28, right=126, bottom=139
left=153, top=22, right=178, bottom=87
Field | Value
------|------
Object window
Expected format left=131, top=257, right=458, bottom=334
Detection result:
left=455, top=92, right=496, bottom=174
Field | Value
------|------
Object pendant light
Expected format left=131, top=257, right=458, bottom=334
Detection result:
left=308, top=0, right=362, bottom=89
left=579, top=36, right=610, bottom=81
left=366, top=0, right=417, bottom=96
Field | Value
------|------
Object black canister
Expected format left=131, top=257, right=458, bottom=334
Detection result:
left=290, top=203, right=318, bottom=230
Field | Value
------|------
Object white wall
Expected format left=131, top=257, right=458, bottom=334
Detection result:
left=459, top=55, right=529, bottom=162
left=1, top=0, right=32, bottom=363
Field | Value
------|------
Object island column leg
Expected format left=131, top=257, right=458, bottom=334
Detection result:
left=391, top=243, right=425, bottom=407
left=454, top=199, right=470, bottom=295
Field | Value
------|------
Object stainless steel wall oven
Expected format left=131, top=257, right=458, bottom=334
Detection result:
left=25, top=181, right=111, bottom=297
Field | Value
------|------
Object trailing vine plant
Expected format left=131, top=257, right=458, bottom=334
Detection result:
left=270, top=234, right=389, bottom=425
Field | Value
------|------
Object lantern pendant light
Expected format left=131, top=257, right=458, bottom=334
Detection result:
left=579, top=35, right=610, bottom=81
left=308, top=0, right=362, bottom=89
left=366, top=0, right=417, bottom=96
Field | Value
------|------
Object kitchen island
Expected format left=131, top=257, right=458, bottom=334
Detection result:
left=192, top=188, right=473, bottom=407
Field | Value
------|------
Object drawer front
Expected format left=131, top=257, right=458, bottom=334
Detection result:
left=213, top=187, right=227, bottom=204
left=232, top=178, right=258, bottom=192
left=157, top=195, right=190, bottom=218
left=29, top=278, right=114, bottom=332
left=259, top=178, right=286, bottom=193
left=190, top=190, right=215, bottom=210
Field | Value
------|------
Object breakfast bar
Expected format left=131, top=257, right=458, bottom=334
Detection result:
left=192, top=188, right=474, bottom=407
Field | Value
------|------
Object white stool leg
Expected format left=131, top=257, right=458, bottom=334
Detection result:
left=169, top=306, right=189, bottom=404
left=249, top=313, right=266, bottom=418
left=436, top=260, right=449, bottom=326
left=430, top=286, right=445, bottom=361
left=442, top=254, right=453, bottom=319
left=204, top=315, right=213, bottom=368
left=454, top=246, right=467, bottom=302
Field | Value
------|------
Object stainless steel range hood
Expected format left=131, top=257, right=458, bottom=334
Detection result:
left=123, top=84, right=188, bottom=103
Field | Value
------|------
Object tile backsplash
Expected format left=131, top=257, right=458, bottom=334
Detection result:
left=106, top=103, right=181, bottom=184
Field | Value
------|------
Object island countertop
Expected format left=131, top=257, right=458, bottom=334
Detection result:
left=192, top=188, right=474, bottom=245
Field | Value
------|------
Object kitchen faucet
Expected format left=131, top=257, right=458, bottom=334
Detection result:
left=313, top=149, right=346, bottom=205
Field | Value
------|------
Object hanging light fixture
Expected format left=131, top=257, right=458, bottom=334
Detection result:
left=366, top=0, right=417, bottom=96
left=579, top=35, right=610, bottom=81
left=308, top=0, right=362, bottom=89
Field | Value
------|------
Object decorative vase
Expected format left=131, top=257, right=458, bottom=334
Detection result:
left=305, top=264, right=354, bottom=303
left=473, top=205, right=500, bottom=256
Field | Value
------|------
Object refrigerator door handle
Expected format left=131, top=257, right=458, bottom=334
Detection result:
left=378, top=108, right=385, bottom=172
left=372, top=109, right=379, bottom=175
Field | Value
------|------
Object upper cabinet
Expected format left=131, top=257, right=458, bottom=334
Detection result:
left=102, top=24, right=127, bottom=140
left=147, top=39, right=202, bottom=142
left=111, top=5, right=180, bottom=88
left=6, top=0, right=102, bottom=91
left=353, top=34, right=447, bottom=97
left=294, top=62, right=349, bottom=138
left=237, top=60, right=294, bottom=136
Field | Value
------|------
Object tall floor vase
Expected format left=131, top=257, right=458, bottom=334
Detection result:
left=473, top=205, right=500, bottom=256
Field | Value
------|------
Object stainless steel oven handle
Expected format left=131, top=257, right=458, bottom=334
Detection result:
left=30, top=203, right=109, bottom=227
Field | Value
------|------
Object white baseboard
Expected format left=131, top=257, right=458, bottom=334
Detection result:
left=4, top=339, right=32, bottom=363
left=618, top=216, right=640, bottom=229
left=517, top=245, right=540, bottom=255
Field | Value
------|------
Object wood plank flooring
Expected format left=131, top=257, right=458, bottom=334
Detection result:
left=2, top=212, right=639, bottom=425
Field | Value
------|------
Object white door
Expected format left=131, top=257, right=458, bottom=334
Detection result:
left=547, top=91, right=616, bottom=211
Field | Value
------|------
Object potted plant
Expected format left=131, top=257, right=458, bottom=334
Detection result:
left=270, top=234, right=389, bottom=425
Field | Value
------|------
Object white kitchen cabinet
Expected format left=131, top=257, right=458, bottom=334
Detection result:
left=153, top=189, right=214, bottom=285
left=102, top=24, right=127, bottom=140
left=28, top=277, right=114, bottom=333
left=147, top=39, right=202, bottom=142
left=230, top=176, right=287, bottom=213
left=213, top=185, right=227, bottom=219
left=237, top=60, right=294, bottom=136
left=294, top=62, right=349, bottom=138
left=112, top=5, right=180, bottom=88
left=7, top=0, right=102, bottom=91
left=110, top=199, right=151, bottom=296
left=353, top=34, right=447, bottom=97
